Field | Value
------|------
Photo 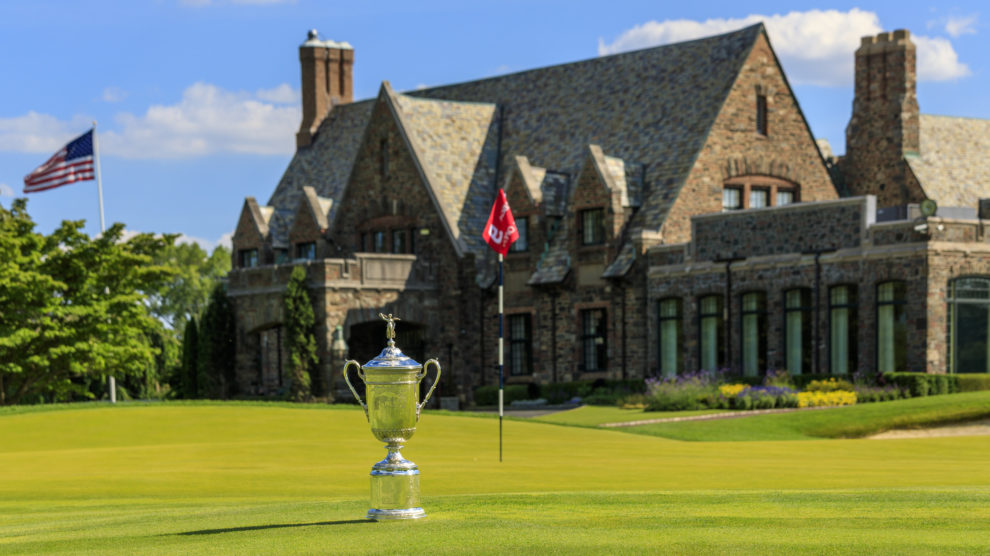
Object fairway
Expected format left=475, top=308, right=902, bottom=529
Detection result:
left=1, top=404, right=989, bottom=554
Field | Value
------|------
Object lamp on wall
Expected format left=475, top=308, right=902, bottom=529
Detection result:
left=330, top=325, right=349, bottom=403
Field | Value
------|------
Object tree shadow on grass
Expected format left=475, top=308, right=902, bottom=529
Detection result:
left=177, top=519, right=372, bottom=536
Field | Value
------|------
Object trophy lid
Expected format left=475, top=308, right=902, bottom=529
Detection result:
left=363, top=313, right=421, bottom=369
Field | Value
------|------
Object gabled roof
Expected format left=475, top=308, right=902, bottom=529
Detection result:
left=236, top=196, right=273, bottom=239
left=907, top=114, right=990, bottom=208
left=266, top=23, right=767, bottom=278
left=290, top=186, right=332, bottom=237
left=383, top=83, right=498, bottom=259
left=507, top=155, right=545, bottom=206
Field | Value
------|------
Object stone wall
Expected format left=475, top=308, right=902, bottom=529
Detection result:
left=691, top=197, right=874, bottom=261
left=661, top=32, right=838, bottom=244
left=649, top=197, right=990, bottom=376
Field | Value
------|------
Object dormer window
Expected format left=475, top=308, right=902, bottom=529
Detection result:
left=509, top=216, right=528, bottom=252
left=295, top=241, right=316, bottom=260
left=756, top=94, right=768, bottom=136
left=239, top=248, right=259, bottom=268
left=579, top=208, right=605, bottom=245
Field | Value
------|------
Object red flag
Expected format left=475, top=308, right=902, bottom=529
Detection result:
left=482, top=189, right=519, bottom=255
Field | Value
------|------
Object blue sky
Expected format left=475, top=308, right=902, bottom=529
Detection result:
left=0, top=1, right=986, bottom=248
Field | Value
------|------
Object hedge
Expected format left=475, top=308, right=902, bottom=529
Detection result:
left=957, top=374, right=990, bottom=392
left=883, top=372, right=958, bottom=397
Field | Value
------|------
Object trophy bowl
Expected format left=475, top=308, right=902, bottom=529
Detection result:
left=342, top=314, right=441, bottom=520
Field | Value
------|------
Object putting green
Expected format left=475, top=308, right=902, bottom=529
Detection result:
left=1, top=403, right=988, bottom=553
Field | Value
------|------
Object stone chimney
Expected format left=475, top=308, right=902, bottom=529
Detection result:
left=842, top=29, right=922, bottom=206
left=296, top=30, right=354, bottom=149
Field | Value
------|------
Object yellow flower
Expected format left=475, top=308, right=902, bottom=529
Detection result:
left=719, top=384, right=748, bottom=398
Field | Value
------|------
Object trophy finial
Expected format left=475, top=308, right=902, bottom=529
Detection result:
left=379, top=313, right=400, bottom=341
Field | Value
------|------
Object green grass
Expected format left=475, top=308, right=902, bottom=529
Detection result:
left=531, top=405, right=720, bottom=427
left=1, top=401, right=989, bottom=553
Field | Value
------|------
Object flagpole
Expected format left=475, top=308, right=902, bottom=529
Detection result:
left=93, top=121, right=114, bottom=404
left=498, top=252, right=503, bottom=463
left=93, top=122, right=106, bottom=234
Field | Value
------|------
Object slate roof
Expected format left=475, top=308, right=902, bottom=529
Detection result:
left=386, top=84, right=498, bottom=259
left=263, top=23, right=766, bottom=282
left=907, top=114, right=990, bottom=208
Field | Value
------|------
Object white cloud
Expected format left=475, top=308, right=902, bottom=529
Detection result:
left=915, top=35, right=971, bottom=80
left=598, top=9, right=969, bottom=86
left=256, top=84, right=298, bottom=104
left=175, top=232, right=232, bottom=252
left=945, top=14, right=978, bottom=37
left=0, top=183, right=14, bottom=197
left=102, top=86, right=129, bottom=103
left=0, top=82, right=300, bottom=158
left=101, top=82, right=301, bottom=158
left=0, top=112, right=94, bottom=154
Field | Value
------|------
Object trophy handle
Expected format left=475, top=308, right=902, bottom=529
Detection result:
left=416, top=359, right=442, bottom=421
left=342, top=360, right=368, bottom=421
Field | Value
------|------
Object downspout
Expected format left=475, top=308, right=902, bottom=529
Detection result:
left=620, top=282, right=627, bottom=380
left=551, top=290, right=558, bottom=383
left=715, top=256, right=745, bottom=372
left=804, top=248, right=836, bottom=375
left=480, top=290, right=486, bottom=386
left=814, top=252, right=821, bottom=375
left=725, top=261, right=732, bottom=371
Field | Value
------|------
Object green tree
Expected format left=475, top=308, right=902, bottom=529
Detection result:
left=147, top=241, right=230, bottom=398
left=180, top=317, right=199, bottom=398
left=148, top=242, right=231, bottom=330
left=283, top=266, right=316, bottom=401
left=0, top=199, right=173, bottom=405
left=198, top=282, right=236, bottom=398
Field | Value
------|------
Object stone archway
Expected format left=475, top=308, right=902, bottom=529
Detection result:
left=348, top=319, right=427, bottom=366
left=346, top=318, right=431, bottom=403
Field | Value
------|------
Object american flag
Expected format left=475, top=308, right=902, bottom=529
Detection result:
left=23, top=129, right=96, bottom=193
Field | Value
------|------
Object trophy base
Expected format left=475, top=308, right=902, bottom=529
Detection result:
left=367, top=448, right=425, bottom=521
left=366, top=507, right=426, bottom=521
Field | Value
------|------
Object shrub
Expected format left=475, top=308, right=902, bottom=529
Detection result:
left=618, top=393, right=649, bottom=409
left=854, top=385, right=903, bottom=403
left=883, top=373, right=958, bottom=397
left=957, top=374, right=990, bottom=392
left=643, top=371, right=723, bottom=411
left=763, top=369, right=796, bottom=389
left=805, top=377, right=855, bottom=393
left=797, top=390, right=857, bottom=408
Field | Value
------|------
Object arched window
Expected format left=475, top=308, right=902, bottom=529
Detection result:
left=948, top=277, right=990, bottom=374
left=876, top=281, right=907, bottom=373
left=722, top=175, right=799, bottom=211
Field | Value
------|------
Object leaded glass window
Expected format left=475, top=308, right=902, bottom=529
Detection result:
left=948, top=277, right=990, bottom=373
left=877, top=281, right=907, bottom=373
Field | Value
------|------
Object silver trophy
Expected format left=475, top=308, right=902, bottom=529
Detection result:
left=343, top=313, right=441, bottom=520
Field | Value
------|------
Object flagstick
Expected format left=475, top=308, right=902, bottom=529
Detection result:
left=498, top=252, right=503, bottom=462
left=93, top=122, right=114, bottom=404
